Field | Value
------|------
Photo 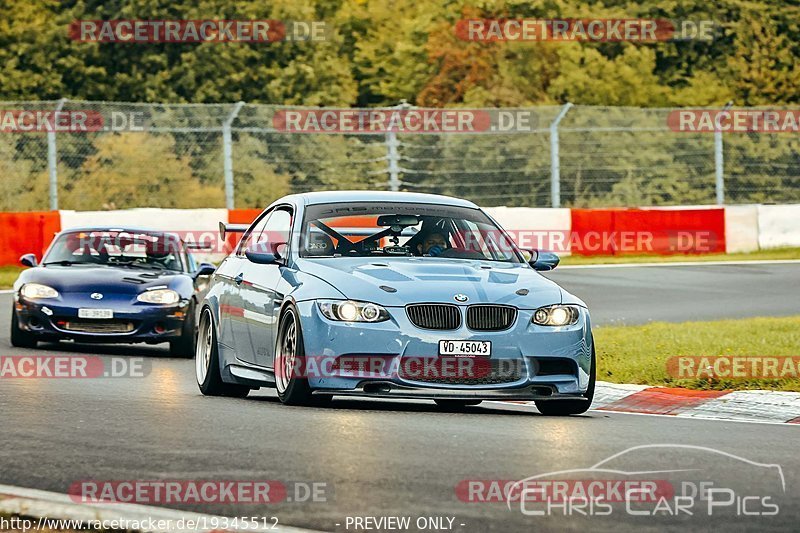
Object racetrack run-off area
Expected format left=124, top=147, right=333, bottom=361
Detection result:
left=1, top=262, right=798, bottom=531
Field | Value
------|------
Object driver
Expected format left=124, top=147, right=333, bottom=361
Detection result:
left=417, top=231, right=449, bottom=257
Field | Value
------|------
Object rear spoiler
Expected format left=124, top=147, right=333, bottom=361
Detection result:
left=184, top=242, right=214, bottom=251
left=219, top=222, right=249, bottom=241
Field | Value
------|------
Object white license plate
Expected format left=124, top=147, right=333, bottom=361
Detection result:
left=438, top=340, right=491, bottom=357
left=78, top=308, right=114, bottom=319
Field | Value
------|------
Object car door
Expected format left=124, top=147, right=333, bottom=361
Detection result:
left=218, top=211, right=270, bottom=364
left=239, top=206, right=294, bottom=369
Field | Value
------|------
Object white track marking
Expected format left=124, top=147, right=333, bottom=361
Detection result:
left=559, top=259, right=800, bottom=269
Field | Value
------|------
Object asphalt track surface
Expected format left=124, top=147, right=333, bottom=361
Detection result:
left=1, top=263, right=799, bottom=532
left=546, top=261, right=800, bottom=325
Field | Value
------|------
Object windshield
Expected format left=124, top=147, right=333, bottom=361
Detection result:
left=43, top=230, right=184, bottom=271
left=300, top=202, right=521, bottom=263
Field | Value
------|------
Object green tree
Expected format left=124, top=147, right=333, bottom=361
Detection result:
left=63, top=133, right=224, bottom=209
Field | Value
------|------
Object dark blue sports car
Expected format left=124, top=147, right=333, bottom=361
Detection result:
left=11, top=227, right=216, bottom=356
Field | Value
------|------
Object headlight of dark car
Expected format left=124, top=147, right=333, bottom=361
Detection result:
left=317, top=300, right=390, bottom=323
left=137, top=289, right=180, bottom=305
left=20, top=283, right=59, bottom=299
left=532, top=305, right=580, bottom=326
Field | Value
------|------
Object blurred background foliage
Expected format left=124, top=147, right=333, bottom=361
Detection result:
left=1, top=0, right=798, bottom=209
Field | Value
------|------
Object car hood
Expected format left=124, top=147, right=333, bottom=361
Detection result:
left=18, top=265, right=183, bottom=295
left=294, top=257, right=563, bottom=309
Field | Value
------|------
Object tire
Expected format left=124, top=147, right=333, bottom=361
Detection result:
left=169, top=300, right=196, bottom=358
left=274, top=306, right=330, bottom=406
left=434, top=399, right=482, bottom=409
left=195, top=308, right=250, bottom=398
left=535, top=343, right=596, bottom=416
left=10, top=310, right=37, bottom=349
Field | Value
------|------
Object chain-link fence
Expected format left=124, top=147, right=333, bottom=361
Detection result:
left=1, top=100, right=798, bottom=211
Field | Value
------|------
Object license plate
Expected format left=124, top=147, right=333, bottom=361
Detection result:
left=78, top=308, right=114, bottom=319
left=438, top=340, right=491, bottom=357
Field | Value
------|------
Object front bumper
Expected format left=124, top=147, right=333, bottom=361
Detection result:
left=294, top=300, right=593, bottom=400
left=14, top=292, right=190, bottom=344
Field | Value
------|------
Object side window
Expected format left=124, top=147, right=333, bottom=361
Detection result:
left=260, top=208, right=293, bottom=257
left=236, top=211, right=271, bottom=256
left=184, top=250, right=196, bottom=273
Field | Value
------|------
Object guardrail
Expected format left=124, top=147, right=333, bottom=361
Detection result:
left=2, top=204, right=797, bottom=267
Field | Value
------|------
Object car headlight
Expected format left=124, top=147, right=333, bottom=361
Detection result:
left=532, top=305, right=580, bottom=326
left=20, top=283, right=59, bottom=299
left=137, top=289, right=180, bottom=305
left=318, top=300, right=389, bottom=323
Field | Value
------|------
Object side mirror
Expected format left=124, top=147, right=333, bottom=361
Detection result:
left=193, top=262, right=216, bottom=278
left=20, top=253, right=38, bottom=267
left=245, top=244, right=280, bottom=265
left=531, top=251, right=560, bottom=271
left=520, top=249, right=538, bottom=264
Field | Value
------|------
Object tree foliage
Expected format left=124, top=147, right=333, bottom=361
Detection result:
left=1, top=0, right=799, bottom=209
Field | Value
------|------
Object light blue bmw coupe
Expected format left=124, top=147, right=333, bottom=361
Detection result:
left=196, top=191, right=595, bottom=415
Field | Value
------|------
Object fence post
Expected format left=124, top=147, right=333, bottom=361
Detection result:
left=386, top=131, right=400, bottom=192
left=47, top=98, right=68, bottom=210
left=549, top=102, right=572, bottom=208
left=222, top=101, right=245, bottom=209
left=715, top=101, right=733, bottom=205
left=385, top=100, right=411, bottom=192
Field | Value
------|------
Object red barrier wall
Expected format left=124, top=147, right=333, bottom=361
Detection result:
left=0, top=212, right=61, bottom=266
left=226, top=208, right=262, bottom=251
left=570, top=208, right=726, bottom=256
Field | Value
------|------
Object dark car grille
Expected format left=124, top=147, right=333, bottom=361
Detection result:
left=406, top=304, right=461, bottom=330
left=466, top=305, right=517, bottom=331
left=60, top=320, right=135, bottom=334
left=399, top=357, right=523, bottom=385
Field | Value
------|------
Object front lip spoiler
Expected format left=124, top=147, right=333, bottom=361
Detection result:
left=311, top=381, right=587, bottom=401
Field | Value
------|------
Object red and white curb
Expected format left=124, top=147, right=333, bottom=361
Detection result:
left=0, top=484, right=320, bottom=533
left=499, top=382, right=800, bottom=424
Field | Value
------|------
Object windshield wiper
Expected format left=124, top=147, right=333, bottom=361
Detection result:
left=110, top=260, right=164, bottom=270
left=42, top=260, right=94, bottom=266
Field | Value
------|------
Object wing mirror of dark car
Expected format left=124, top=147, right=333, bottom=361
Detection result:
left=193, top=263, right=217, bottom=278
left=20, top=253, right=38, bottom=267
left=528, top=250, right=560, bottom=271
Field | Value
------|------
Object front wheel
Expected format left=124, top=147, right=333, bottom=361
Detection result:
left=195, top=308, right=249, bottom=398
left=170, top=301, right=196, bottom=358
left=535, top=343, right=596, bottom=416
left=10, top=310, right=37, bottom=349
left=274, top=306, right=329, bottom=406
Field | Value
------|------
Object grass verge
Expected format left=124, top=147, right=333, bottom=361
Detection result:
left=561, top=247, right=800, bottom=266
left=595, top=315, right=800, bottom=391
left=0, top=266, right=23, bottom=290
